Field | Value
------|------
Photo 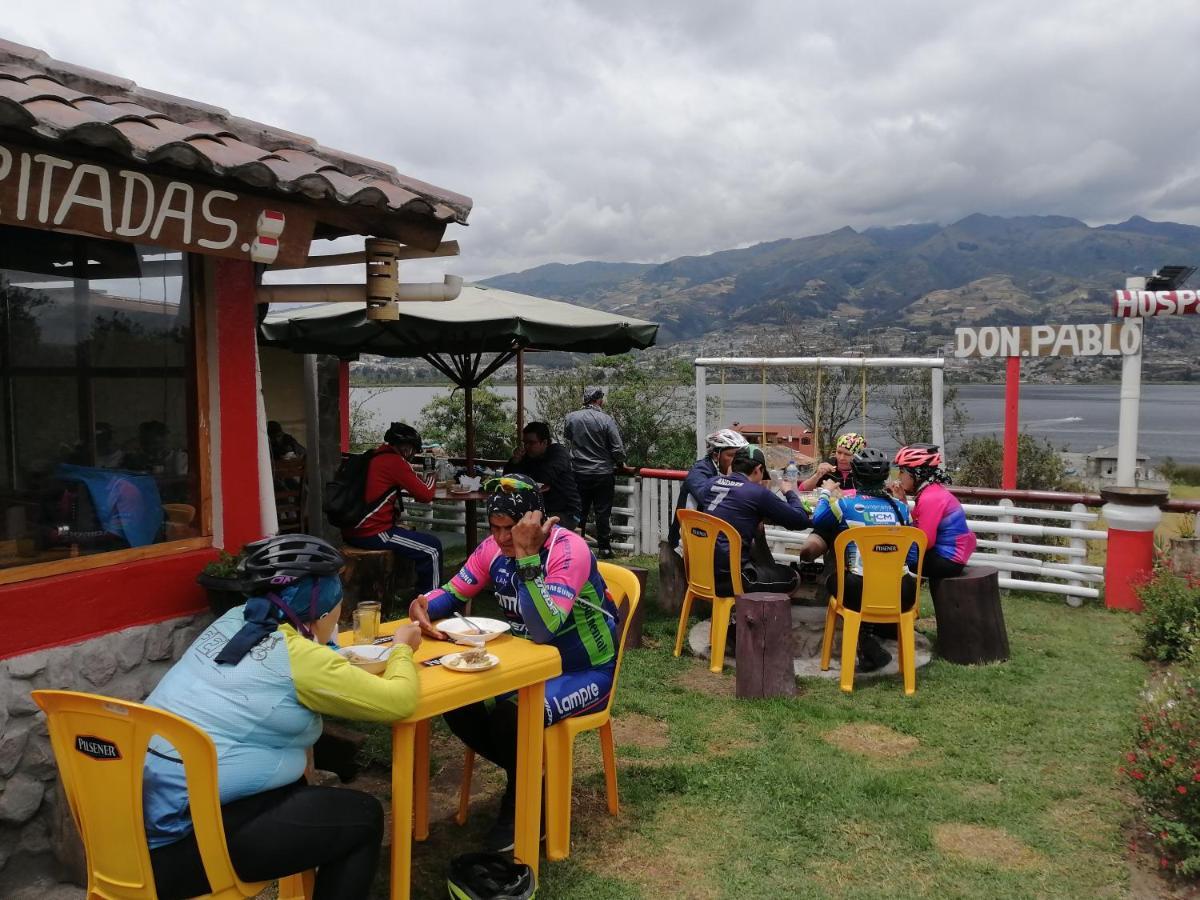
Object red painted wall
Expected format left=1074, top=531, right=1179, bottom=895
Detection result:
left=0, top=258, right=263, bottom=659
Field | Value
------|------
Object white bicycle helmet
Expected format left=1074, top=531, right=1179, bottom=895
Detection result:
left=705, top=428, right=750, bottom=452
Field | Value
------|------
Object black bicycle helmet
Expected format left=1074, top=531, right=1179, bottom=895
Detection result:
left=237, top=534, right=344, bottom=591
left=850, top=447, right=891, bottom=486
left=731, top=445, right=768, bottom=474
left=384, top=421, right=422, bottom=450
left=447, top=853, right=535, bottom=900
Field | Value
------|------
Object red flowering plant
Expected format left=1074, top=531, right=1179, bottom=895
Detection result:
left=1124, top=663, right=1200, bottom=876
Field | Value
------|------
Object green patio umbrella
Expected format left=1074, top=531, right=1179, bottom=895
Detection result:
left=260, top=283, right=659, bottom=471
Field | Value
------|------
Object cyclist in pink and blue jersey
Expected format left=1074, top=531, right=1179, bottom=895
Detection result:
left=408, top=473, right=618, bottom=852
left=891, top=444, right=976, bottom=582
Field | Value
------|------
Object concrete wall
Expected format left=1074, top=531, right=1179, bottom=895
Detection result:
left=0, top=613, right=211, bottom=891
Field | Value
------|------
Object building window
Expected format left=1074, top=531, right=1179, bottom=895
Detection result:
left=0, top=224, right=203, bottom=572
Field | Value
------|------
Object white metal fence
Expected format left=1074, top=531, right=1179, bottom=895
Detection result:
left=621, top=474, right=1109, bottom=605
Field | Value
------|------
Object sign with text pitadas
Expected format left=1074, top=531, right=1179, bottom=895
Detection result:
left=954, top=321, right=1142, bottom=359
left=0, top=140, right=316, bottom=266
left=1113, top=290, right=1200, bottom=317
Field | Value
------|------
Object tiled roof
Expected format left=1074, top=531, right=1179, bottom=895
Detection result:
left=0, top=39, right=472, bottom=241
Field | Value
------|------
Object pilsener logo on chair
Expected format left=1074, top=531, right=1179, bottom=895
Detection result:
left=872, top=543, right=899, bottom=553
left=74, top=735, right=122, bottom=761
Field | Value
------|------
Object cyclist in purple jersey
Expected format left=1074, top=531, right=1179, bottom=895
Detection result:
left=698, top=446, right=811, bottom=596
left=408, top=474, right=617, bottom=852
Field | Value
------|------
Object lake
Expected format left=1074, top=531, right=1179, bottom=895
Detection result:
left=353, top=382, right=1200, bottom=463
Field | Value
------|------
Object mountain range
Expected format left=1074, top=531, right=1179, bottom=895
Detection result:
left=480, top=215, right=1200, bottom=356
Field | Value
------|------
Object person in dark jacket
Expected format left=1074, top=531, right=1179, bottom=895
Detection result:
left=667, top=428, right=750, bottom=550
left=504, top=421, right=581, bottom=531
left=563, top=387, right=626, bottom=558
left=698, top=446, right=812, bottom=596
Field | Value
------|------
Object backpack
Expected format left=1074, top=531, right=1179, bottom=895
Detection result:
left=323, top=450, right=380, bottom=529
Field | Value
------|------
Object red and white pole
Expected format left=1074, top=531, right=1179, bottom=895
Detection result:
left=1002, top=355, right=1020, bottom=490
left=1102, top=493, right=1165, bottom=611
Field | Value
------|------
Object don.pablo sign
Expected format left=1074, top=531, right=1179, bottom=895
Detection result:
left=0, top=140, right=316, bottom=266
left=954, top=321, right=1142, bottom=359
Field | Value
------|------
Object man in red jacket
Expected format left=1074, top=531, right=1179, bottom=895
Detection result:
left=342, top=422, right=442, bottom=592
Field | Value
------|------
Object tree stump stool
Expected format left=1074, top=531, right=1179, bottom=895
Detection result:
left=657, top=540, right=687, bottom=615
left=616, top=565, right=648, bottom=650
left=735, top=592, right=797, bottom=698
left=929, top=565, right=1010, bottom=665
left=339, top=546, right=402, bottom=623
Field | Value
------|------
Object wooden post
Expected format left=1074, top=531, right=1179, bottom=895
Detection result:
left=617, top=565, right=648, bottom=649
left=657, top=541, right=686, bottom=614
left=929, top=566, right=1010, bottom=665
left=735, top=592, right=796, bottom=698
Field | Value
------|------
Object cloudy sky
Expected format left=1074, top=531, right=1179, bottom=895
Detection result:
left=8, top=1, right=1200, bottom=280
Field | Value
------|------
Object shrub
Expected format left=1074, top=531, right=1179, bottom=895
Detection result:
left=200, top=550, right=243, bottom=580
left=1136, top=571, right=1200, bottom=663
left=1124, top=664, right=1200, bottom=876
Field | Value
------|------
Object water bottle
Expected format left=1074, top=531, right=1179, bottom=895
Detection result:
left=785, top=459, right=799, bottom=482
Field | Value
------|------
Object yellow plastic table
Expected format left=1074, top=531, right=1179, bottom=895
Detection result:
left=339, top=620, right=561, bottom=900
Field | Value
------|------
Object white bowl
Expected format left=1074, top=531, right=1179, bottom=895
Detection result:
left=339, top=644, right=392, bottom=675
left=437, top=616, right=511, bottom=644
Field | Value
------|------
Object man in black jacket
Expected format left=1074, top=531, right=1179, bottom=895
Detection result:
left=503, top=421, right=582, bottom=531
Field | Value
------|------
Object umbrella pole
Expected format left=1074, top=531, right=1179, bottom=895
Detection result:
left=516, top=348, right=525, bottom=439
left=465, top=385, right=475, bottom=476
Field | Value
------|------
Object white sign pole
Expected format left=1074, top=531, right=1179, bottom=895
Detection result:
left=1116, top=278, right=1146, bottom=486
left=930, top=364, right=945, bottom=463
left=695, top=364, right=707, bottom=460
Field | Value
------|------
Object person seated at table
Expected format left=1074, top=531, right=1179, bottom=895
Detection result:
left=666, top=428, right=750, bottom=550
left=142, top=534, right=422, bottom=900
left=408, top=473, right=619, bottom=853
left=699, top=445, right=812, bottom=597
left=799, top=432, right=866, bottom=492
left=504, top=420, right=581, bottom=531
left=890, top=444, right=976, bottom=583
left=267, top=420, right=306, bottom=460
left=122, top=420, right=189, bottom=477
left=799, top=447, right=919, bottom=671
left=342, top=422, right=441, bottom=593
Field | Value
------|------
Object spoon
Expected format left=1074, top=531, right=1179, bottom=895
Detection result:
left=453, top=610, right=486, bottom=635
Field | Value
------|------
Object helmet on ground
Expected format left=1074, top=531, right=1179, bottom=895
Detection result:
left=894, top=444, right=943, bottom=471
left=237, top=534, right=344, bottom=591
left=850, top=447, right=891, bottom=485
left=705, top=428, right=749, bottom=452
left=384, top=421, right=422, bottom=450
left=836, top=433, right=867, bottom=454
left=447, top=852, right=536, bottom=900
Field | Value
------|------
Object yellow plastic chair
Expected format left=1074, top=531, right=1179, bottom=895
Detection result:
left=32, top=690, right=311, bottom=900
left=673, top=509, right=743, bottom=673
left=453, top=561, right=641, bottom=860
left=819, top=526, right=927, bottom=695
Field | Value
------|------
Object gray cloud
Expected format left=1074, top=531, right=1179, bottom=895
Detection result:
left=8, top=1, right=1200, bottom=280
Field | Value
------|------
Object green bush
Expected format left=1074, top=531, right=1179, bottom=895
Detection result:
left=1136, top=571, right=1200, bottom=663
left=1162, top=458, right=1200, bottom=486
left=1124, top=663, right=1200, bottom=875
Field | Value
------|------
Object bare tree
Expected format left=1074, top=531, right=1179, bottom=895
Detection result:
left=778, top=364, right=874, bottom=461
left=879, top=370, right=969, bottom=449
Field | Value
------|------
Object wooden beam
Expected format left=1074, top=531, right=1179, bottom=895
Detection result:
left=270, top=240, right=460, bottom=271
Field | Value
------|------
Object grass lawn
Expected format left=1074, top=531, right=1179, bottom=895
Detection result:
left=350, top=556, right=1150, bottom=899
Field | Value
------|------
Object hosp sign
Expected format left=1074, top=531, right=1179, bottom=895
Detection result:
left=954, top=321, right=1142, bottom=359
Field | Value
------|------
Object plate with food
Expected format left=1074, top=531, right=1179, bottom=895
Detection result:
left=442, top=646, right=500, bottom=672
left=438, top=616, right=511, bottom=643
left=339, top=644, right=392, bottom=675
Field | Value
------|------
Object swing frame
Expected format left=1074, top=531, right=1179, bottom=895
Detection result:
left=694, top=355, right=946, bottom=463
